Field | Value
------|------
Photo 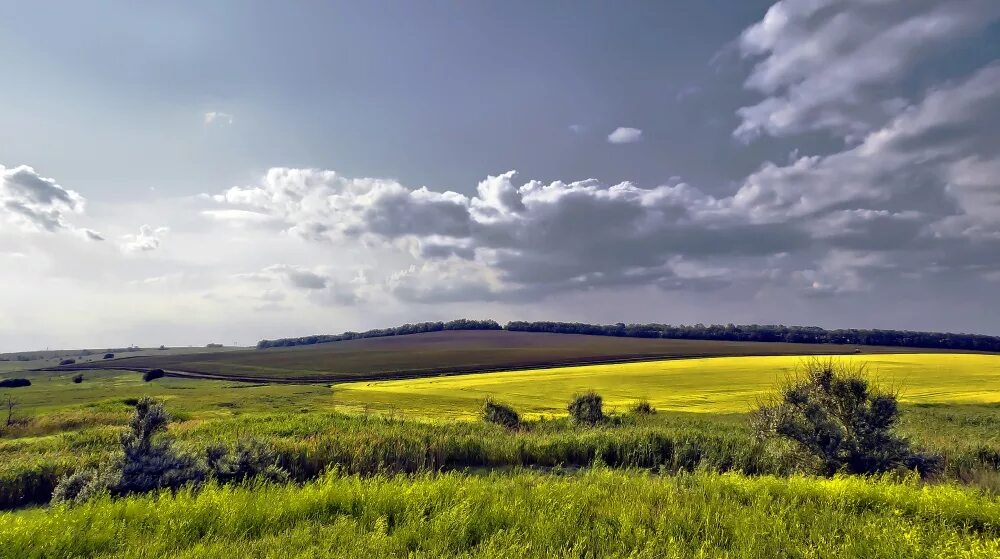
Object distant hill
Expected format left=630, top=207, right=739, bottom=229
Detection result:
left=257, top=319, right=1000, bottom=353
left=86, top=330, right=957, bottom=383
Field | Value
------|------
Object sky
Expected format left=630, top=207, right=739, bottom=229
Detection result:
left=3, top=0, right=1000, bottom=351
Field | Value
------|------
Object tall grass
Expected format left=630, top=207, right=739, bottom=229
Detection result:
left=3, top=469, right=999, bottom=558
left=6, top=405, right=1000, bottom=509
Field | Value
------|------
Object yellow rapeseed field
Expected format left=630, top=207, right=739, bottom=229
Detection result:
left=332, top=353, right=1000, bottom=419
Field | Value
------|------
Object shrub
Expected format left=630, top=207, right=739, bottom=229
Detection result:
left=754, top=359, right=939, bottom=476
left=51, top=468, right=118, bottom=505
left=115, top=397, right=204, bottom=495
left=630, top=400, right=656, bottom=415
left=142, top=369, right=165, bottom=382
left=71, top=374, right=84, bottom=384
left=482, top=398, right=520, bottom=429
left=205, top=439, right=289, bottom=484
left=58, top=359, right=76, bottom=366
left=103, top=353, right=114, bottom=359
left=0, top=378, right=30, bottom=388
left=51, top=398, right=204, bottom=505
left=568, top=392, right=604, bottom=425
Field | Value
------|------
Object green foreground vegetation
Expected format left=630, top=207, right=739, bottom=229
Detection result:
left=4, top=469, right=1000, bottom=558
left=2, top=352, right=1000, bottom=556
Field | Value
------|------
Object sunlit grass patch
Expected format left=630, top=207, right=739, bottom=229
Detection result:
left=3, top=469, right=999, bottom=558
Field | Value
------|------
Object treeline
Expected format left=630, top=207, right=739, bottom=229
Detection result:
left=507, top=321, right=1000, bottom=352
left=256, top=319, right=502, bottom=348
left=257, top=319, right=1000, bottom=352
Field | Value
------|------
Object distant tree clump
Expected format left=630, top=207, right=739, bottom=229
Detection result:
left=58, top=358, right=76, bottom=366
left=72, top=374, right=84, bottom=384
left=568, top=392, right=605, bottom=425
left=506, top=321, right=1000, bottom=353
left=142, top=369, right=165, bottom=382
left=754, top=359, right=940, bottom=476
left=205, top=343, right=223, bottom=348
left=256, top=319, right=503, bottom=348
left=258, top=318, right=1000, bottom=352
left=103, top=353, right=115, bottom=359
left=0, top=378, right=31, bottom=388
left=482, top=397, right=520, bottom=430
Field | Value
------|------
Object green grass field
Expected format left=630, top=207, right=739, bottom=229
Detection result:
left=3, top=469, right=999, bottom=558
left=332, top=353, right=1000, bottom=419
left=3, top=347, right=1000, bottom=556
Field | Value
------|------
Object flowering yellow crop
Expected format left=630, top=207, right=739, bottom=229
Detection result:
left=332, top=353, right=1000, bottom=419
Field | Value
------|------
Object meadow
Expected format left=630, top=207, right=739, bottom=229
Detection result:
left=3, top=469, right=1000, bottom=558
left=3, top=348, right=1000, bottom=556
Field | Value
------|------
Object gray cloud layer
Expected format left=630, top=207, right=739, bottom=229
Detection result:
left=735, top=0, right=1000, bottom=141
left=205, top=77, right=991, bottom=303
left=207, top=47, right=1000, bottom=303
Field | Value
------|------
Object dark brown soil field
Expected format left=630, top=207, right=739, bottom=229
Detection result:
left=85, top=330, right=954, bottom=382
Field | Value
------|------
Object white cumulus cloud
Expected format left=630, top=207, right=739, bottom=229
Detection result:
left=204, top=111, right=234, bottom=126
left=607, top=127, right=643, bottom=144
left=120, top=225, right=169, bottom=253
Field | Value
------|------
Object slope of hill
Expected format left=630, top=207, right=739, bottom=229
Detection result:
left=67, top=330, right=954, bottom=382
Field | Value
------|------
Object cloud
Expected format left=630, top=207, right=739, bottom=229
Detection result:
left=735, top=0, right=1000, bottom=141
left=607, top=127, right=642, bottom=144
left=733, top=63, right=1000, bottom=234
left=209, top=167, right=801, bottom=301
left=0, top=164, right=101, bottom=238
left=210, top=51, right=1000, bottom=306
left=674, top=85, right=701, bottom=101
left=204, top=111, right=234, bottom=126
left=793, top=250, right=892, bottom=297
left=237, top=264, right=367, bottom=306
left=568, top=124, right=584, bottom=134
left=120, top=225, right=169, bottom=253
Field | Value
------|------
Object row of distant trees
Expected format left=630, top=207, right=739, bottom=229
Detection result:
left=256, top=319, right=1000, bottom=352
left=257, top=319, right=503, bottom=348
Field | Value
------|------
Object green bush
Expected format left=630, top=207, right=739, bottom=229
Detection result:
left=51, top=398, right=204, bottom=504
left=50, top=468, right=119, bottom=505
left=142, top=369, right=165, bottom=382
left=568, top=392, right=604, bottom=425
left=754, top=359, right=940, bottom=476
left=482, top=398, right=520, bottom=429
left=116, top=397, right=204, bottom=494
left=71, top=374, right=84, bottom=384
left=629, top=400, right=656, bottom=415
left=205, top=439, right=289, bottom=484
left=0, top=378, right=30, bottom=388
